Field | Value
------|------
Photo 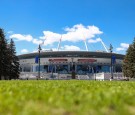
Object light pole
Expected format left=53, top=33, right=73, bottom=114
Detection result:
left=38, top=44, right=42, bottom=79
left=51, top=62, right=54, bottom=79
left=109, top=44, right=113, bottom=80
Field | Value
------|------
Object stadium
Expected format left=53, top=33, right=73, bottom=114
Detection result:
left=18, top=50, right=125, bottom=80
left=18, top=35, right=126, bottom=80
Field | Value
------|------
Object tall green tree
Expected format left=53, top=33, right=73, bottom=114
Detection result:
left=122, top=38, right=135, bottom=78
left=8, top=39, right=20, bottom=79
left=0, top=28, right=10, bottom=80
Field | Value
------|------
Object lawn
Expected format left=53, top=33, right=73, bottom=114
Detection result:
left=0, top=80, right=135, bottom=115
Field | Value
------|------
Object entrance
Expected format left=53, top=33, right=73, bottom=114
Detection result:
left=71, top=63, right=76, bottom=79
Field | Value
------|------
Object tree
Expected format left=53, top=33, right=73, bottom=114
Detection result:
left=0, top=28, right=20, bottom=80
left=8, top=39, right=20, bottom=79
left=122, top=38, right=135, bottom=78
left=0, top=28, right=10, bottom=80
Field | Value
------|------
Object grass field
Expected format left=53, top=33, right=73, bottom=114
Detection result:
left=0, top=80, right=135, bottom=115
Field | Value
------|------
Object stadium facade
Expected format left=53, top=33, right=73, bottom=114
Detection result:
left=18, top=51, right=124, bottom=79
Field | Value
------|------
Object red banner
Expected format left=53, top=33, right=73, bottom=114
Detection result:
left=49, top=59, right=67, bottom=62
left=78, top=59, right=97, bottom=62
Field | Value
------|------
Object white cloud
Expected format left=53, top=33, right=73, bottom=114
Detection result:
left=21, top=49, right=29, bottom=53
left=32, top=39, right=44, bottom=45
left=42, top=31, right=61, bottom=45
left=9, top=34, right=44, bottom=45
left=7, top=31, right=13, bottom=34
left=63, top=45, right=81, bottom=51
left=116, top=47, right=125, bottom=51
left=33, top=48, right=54, bottom=53
left=88, top=38, right=101, bottom=43
left=120, top=43, right=129, bottom=49
left=41, top=24, right=103, bottom=45
left=116, top=43, right=129, bottom=51
left=10, top=34, right=33, bottom=42
left=9, top=24, right=103, bottom=52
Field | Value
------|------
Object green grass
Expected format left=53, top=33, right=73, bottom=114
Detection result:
left=0, top=80, right=135, bottom=115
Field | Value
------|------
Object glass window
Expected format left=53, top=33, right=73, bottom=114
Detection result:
left=24, top=66, right=31, bottom=72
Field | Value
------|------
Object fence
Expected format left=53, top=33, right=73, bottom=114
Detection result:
left=19, top=72, right=127, bottom=80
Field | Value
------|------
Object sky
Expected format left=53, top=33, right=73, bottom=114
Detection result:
left=0, top=0, right=135, bottom=55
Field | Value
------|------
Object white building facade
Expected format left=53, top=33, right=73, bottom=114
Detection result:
left=19, top=51, right=124, bottom=75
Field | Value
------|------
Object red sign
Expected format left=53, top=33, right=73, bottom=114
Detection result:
left=78, top=59, right=97, bottom=62
left=49, top=59, right=67, bottom=62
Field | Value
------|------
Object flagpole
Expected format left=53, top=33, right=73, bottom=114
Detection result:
left=38, top=44, right=42, bottom=79
left=109, top=44, right=113, bottom=80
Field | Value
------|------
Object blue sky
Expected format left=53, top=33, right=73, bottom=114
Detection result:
left=0, top=0, right=135, bottom=55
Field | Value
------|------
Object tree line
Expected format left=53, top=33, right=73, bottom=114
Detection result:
left=122, top=38, right=135, bottom=78
left=0, top=28, right=20, bottom=80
